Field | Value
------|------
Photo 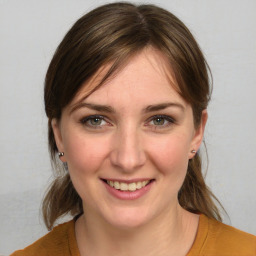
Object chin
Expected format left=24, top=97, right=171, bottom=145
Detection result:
left=104, top=207, right=152, bottom=230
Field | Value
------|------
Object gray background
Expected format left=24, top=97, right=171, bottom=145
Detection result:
left=0, top=0, right=255, bottom=255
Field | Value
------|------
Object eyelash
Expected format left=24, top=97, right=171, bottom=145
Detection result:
left=146, top=115, right=175, bottom=129
left=80, top=114, right=175, bottom=129
left=80, top=115, right=109, bottom=129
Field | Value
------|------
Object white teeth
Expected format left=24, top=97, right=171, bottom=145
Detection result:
left=137, top=182, right=142, bottom=189
left=106, top=180, right=150, bottom=191
left=113, top=181, right=120, bottom=189
left=128, top=183, right=136, bottom=191
left=120, top=183, right=128, bottom=191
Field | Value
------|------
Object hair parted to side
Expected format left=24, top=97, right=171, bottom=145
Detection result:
left=43, top=2, right=223, bottom=230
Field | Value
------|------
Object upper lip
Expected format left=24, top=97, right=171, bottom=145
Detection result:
left=101, top=178, right=154, bottom=183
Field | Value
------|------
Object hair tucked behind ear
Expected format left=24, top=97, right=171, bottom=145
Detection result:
left=43, top=2, right=225, bottom=230
left=42, top=172, right=83, bottom=230
left=178, top=154, right=223, bottom=221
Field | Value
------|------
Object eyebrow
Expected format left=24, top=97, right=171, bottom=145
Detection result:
left=69, top=102, right=185, bottom=114
left=143, top=102, right=185, bottom=113
left=69, top=102, right=116, bottom=114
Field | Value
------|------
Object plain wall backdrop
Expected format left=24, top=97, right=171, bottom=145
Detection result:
left=0, top=0, right=255, bottom=255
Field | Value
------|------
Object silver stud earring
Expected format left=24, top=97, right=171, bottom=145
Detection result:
left=191, top=150, right=196, bottom=153
left=58, top=152, right=64, bottom=157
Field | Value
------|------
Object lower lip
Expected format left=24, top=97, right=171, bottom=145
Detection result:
left=102, top=180, right=154, bottom=200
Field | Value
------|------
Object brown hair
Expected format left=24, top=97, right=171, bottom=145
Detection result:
left=43, top=2, right=223, bottom=230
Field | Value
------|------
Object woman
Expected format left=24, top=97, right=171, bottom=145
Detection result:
left=11, top=2, right=255, bottom=255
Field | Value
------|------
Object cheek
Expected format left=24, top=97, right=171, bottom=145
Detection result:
left=146, top=134, right=190, bottom=177
left=145, top=133, right=191, bottom=206
left=63, top=132, right=110, bottom=175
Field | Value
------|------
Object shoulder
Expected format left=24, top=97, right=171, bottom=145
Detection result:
left=203, top=215, right=256, bottom=255
left=10, top=220, right=76, bottom=256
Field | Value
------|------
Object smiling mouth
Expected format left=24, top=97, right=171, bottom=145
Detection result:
left=103, top=179, right=154, bottom=192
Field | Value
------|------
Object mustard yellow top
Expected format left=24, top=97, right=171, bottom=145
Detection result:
left=11, top=214, right=256, bottom=256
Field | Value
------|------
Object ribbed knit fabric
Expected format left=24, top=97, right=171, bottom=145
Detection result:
left=11, top=220, right=80, bottom=256
left=187, top=214, right=256, bottom=255
left=11, top=214, right=256, bottom=256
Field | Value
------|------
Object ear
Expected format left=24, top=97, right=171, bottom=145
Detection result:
left=189, top=109, right=208, bottom=159
left=51, top=118, right=67, bottom=162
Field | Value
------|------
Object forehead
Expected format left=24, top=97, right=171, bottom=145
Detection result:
left=70, top=47, right=185, bottom=108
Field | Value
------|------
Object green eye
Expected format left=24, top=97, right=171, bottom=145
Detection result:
left=80, top=115, right=107, bottom=128
left=89, top=118, right=103, bottom=126
left=147, top=115, right=175, bottom=129
left=153, top=117, right=165, bottom=125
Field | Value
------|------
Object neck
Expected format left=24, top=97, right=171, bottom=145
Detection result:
left=75, top=204, right=199, bottom=256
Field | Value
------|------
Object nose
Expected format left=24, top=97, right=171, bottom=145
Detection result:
left=110, top=126, right=146, bottom=173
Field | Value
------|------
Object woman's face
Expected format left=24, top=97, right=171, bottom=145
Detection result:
left=52, top=48, right=207, bottom=229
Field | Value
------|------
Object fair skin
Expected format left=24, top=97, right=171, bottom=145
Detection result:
left=52, top=47, right=207, bottom=256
